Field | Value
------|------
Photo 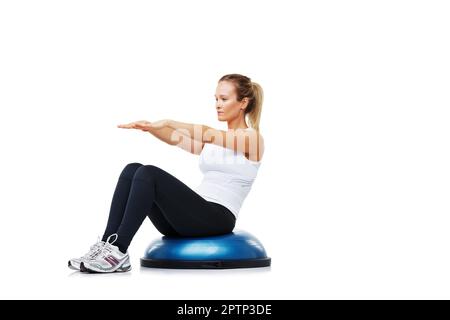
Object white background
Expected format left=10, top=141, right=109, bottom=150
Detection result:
left=0, top=0, right=449, bottom=299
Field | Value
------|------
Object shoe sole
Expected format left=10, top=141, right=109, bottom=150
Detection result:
left=68, top=261, right=80, bottom=271
left=80, top=262, right=131, bottom=273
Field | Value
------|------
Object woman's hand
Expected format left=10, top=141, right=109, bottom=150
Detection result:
left=149, top=119, right=172, bottom=129
left=117, top=119, right=171, bottom=132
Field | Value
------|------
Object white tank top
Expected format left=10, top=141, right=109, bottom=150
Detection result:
left=194, top=128, right=262, bottom=219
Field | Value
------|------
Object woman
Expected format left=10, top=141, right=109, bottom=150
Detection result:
left=68, top=74, right=265, bottom=273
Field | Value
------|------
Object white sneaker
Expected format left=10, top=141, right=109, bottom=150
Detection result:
left=80, top=234, right=131, bottom=273
left=68, top=237, right=105, bottom=271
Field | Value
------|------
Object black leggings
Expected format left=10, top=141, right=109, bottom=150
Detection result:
left=101, top=163, right=236, bottom=253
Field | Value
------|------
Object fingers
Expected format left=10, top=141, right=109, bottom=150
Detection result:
left=117, top=123, right=135, bottom=129
left=117, top=122, right=150, bottom=131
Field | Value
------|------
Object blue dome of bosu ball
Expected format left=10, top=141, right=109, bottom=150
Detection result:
left=140, top=230, right=271, bottom=269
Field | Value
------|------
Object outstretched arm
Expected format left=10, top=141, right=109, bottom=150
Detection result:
left=117, top=120, right=204, bottom=155
left=118, top=119, right=264, bottom=160
left=167, top=120, right=264, bottom=161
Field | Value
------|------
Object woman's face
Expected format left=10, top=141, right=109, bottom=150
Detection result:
left=215, top=81, right=247, bottom=121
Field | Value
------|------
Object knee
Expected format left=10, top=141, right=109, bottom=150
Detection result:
left=120, top=162, right=143, bottom=179
left=133, top=165, right=161, bottom=181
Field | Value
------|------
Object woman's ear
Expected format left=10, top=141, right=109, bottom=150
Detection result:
left=241, top=97, right=249, bottom=110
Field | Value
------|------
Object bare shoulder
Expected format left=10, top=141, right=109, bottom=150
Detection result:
left=244, top=129, right=265, bottom=162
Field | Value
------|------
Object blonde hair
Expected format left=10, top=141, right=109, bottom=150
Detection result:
left=219, top=74, right=264, bottom=131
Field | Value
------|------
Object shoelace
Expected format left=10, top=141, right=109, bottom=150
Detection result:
left=83, top=237, right=105, bottom=259
left=97, top=234, right=120, bottom=260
